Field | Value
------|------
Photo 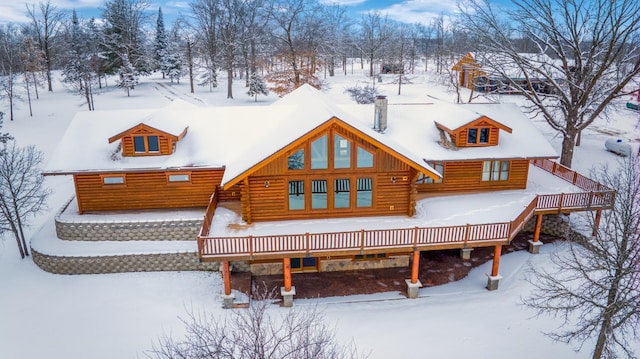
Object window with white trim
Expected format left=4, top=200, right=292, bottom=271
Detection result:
left=482, top=160, right=509, bottom=181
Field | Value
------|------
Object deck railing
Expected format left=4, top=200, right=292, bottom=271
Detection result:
left=198, top=160, right=616, bottom=260
left=531, top=158, right=609, bottom=192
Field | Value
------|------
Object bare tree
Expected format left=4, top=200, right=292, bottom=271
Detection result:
left=0, top=140, right=50, bottom=259
left=26, top=0, right=64, bottom=92
left=0, top=24, right=23, bottom=121
left=268, top=0, right=324, bottom=95
left=218, top=0, right=244, bottom=99
left=459, top=0, right=640, bottom=168
left=356, top=11, right=391, bottom=78
left=524, top=156, right=640, bottom=359
left=190, top=0, right=221, bottom=92
left=147, top=289, right=366, bottom=359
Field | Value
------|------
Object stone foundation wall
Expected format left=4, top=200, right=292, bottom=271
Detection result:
left=321, top=255, right=410, bottom=272
left=249, top=255, right=410, bottom=275
left=522, top=213, right=590, bottom=243
left=32, top=249, right=251, bottom=275
left=522, top=214, right=571, bottom=238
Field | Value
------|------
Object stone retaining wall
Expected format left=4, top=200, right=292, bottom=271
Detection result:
left=55, top=219, right=202, bottom=241
left=32, top=249, right=250, bottom=275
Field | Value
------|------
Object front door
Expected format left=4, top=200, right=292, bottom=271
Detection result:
left=290, top=257, right=318, bottom=272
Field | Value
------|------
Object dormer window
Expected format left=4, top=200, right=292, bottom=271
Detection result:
left=467, top=128, right=489, bottom=144
left=134, top=135, right=160, bottom=153
left=108, top=123, right=187, bottom=157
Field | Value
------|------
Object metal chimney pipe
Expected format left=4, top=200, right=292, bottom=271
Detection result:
left=374, top=95, right=388, bottom=132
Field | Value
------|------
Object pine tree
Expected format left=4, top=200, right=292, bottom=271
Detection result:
left=246, top=72, right=268, bottom=102
left=0, top=112, right=11, bottom=147
left=116, top=54, right=139, bottom=96
left=164, top=24, right=183, bottom=84
left=102, top=0, right=149, bottom=75
left=198, top=65, right=218, bottom=91
left=62, top=10, right=98, bottom=110
left=154, top=7, right=169, bottom=78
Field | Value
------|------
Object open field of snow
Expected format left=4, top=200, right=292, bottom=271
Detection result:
left=1, top=69, right=639, bottom=358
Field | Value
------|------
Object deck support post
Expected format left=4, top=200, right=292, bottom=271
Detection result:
left=486, top=245, right=502, bottom=291
left=528, top=214, right=544, bottom=254
left=405, top=249, right=422, bottom=299
left=460, top=247, right=473, bottom=260
left=281, top=258, right=295, bottom=307
left=221, top=261, right=235, bottom=309
left=592, top=210, right=602, bottom=237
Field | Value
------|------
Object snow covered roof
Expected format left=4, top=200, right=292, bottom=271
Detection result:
left=44, top=85, right=558, bottom=184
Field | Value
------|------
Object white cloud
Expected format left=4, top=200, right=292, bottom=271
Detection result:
left=319, top=0, right=367, bottom=5
left=0, top=5, right=31, bottom=24
left=364, top=0, right=459, bottom=25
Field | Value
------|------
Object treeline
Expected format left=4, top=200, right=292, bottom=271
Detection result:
left=0, top=0, right=489, bottom=112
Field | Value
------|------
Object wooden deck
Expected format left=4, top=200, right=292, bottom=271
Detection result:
left=197, top=159, right=615, bottom=261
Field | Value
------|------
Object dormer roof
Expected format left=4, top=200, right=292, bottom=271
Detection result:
left=434, top=114, right=512, bottom=135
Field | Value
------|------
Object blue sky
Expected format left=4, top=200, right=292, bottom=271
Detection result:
left=0, top=0, right=495, bottom=27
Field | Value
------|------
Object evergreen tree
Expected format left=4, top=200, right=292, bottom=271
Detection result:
left=62, top=10, right=96, bottom=110
left=102, top=0, right=149, bottom=75
left=246, top=72, right=268, bottom=101
left=154, top=7, right=169, bottom=78
left=198, top=65, right=218, bottom=91
left=164, top=24, right=184, bottom=84
left=0, top=112, right=11, bottom=148
left=116, top=54, right=139, bottom=96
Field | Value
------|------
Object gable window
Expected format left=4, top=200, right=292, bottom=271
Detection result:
left=467, top=128, right=489, bottom=144
left=288, top=180, right=305, bottom=210
left=417, top=162, right=443, bottom=184
left=482, top=160, right=509, bottom=181
left=133, top=135, right=160, bottom=153
left=102, top=175, right=125, bottom=185
left=334, top=134, right=351, bottom=168
left=288, top=149, right=305, bottom=170
left=311, top=135, right=328, bottom=169
left=356, top=147, right=374, bottom=168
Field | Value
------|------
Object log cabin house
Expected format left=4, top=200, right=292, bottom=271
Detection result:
left=452, top=52, right=556, bottom=94
left=43, top=85, right=614, bottom=307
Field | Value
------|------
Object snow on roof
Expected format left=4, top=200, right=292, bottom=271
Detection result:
left=473, top=52, right=563, bottom=79
left=427, top=104, right=484, bottom=132
left=45, top=86, right=557, bottom=182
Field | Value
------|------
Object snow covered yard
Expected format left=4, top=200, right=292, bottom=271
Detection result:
left=1, top=71, right=639, bottom=358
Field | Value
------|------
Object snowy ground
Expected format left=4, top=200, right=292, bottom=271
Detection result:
left=1, top=68, right=639, bottom=358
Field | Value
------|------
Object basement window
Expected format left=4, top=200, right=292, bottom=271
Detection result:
left=167, top=173, right=191, bottom=183
left=102, top=175, right=125, bottom=185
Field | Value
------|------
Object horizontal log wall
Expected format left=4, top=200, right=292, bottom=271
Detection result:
left=454, top=123, right=499, bottom=147
left=246, top=128, right=414, bottom=221
left=417, top=159, right=529, bottom=193
left=75, top=169, right=224, bottom=212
